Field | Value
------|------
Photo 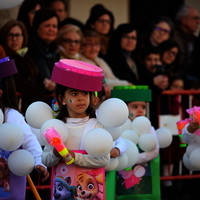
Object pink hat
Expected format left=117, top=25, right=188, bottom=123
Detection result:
left=51, top=59, right=104, bottom=91
left=0, top=57, right=17, bottom=79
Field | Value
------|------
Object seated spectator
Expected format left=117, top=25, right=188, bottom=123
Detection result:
left=85, top=4, right=114, bottom=58
left=28, top=8, right=60, bottom=104
left=56, top=24, right=82, bottom=60
left=48, top=0, right=85, bottom=31
left=17, top=0, right=44, bottom=35
left=0, top=20, right=42, bottom=114
left=104, top=23, right=140, bottom=85
left=80, top=29, right=130, bottom=98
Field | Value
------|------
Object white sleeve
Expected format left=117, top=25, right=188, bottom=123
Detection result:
left=136, top=126, right=159, bottom=164
left=6, top=109, right=46, bottom=167
left=182, top=123, right=196, bottom=144
left=113, top=137, right=127, bottom=155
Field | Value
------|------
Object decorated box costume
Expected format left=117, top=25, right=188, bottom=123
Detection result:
left=106, top=85, right=160, bottom=200
left=42, top=59, right=108, bottom=200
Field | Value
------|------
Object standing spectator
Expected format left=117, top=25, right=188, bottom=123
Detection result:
left=0, top=20, right=42, bottom=114
left=48, top=0, right=85, bottom=31
left=56, top=24, right=83, bottom=60
left=85, top=4, right=114, bottom=58
left=172, top=4, right=200, bottom=89
left=159, top=39, right=180, bottom=78
left=17, top=0, right=43, bottom=35
left=28, top=8, right=60, bottom=104
left=104, top=23, right=139, bottom=85
left=140, top=16, right=174, bottom=50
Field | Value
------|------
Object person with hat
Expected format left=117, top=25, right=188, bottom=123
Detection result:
left=0, top=57, right=49, bottom=199
left=42, top=59, right=110, bottom=199
left=111, top=86, right=160, bottom=199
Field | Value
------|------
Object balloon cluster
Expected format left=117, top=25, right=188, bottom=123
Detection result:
left=106, top=116, right=172, bottom=172
left=0, top=109, right=34, bottom=176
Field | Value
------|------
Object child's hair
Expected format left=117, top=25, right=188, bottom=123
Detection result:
left=0, top=76, right=19, bottom=114
left=54, top=84, right=96, bottom=122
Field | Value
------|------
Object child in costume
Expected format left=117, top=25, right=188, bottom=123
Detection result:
left=42, top=59, right=110, bottom=200
left=0, top=57, right=49, bottom=200
left=110, top=85, right=160, bottom=199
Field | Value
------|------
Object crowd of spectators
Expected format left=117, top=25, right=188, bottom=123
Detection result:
left=0, top=1, right=200, bottom=200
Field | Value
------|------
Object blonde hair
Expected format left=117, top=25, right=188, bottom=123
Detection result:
left=56, top=24, right=83, bottom=45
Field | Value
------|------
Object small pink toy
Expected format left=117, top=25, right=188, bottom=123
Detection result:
left=43, top=127, right=74, bottom=165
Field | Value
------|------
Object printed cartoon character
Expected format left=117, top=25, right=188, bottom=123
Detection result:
left=53, top=176, right=77, bottom=200
left=118, top=164, right=146, bottom=189
left=0, top=158, right=9, bottom=192
left=76, top=172, right=103, bottom=200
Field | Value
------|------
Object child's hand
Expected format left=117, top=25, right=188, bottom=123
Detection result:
left=187, top=121, right=199, bottom=133
left=110, top=147, right=120, bottom=158
left=35, top=165, right=49, bottom=182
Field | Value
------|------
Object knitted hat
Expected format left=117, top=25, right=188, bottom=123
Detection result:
left=0, top=57, right=17, bottom=79
left=111, top=85, right=152, bottom=102
left=51, top=59, right=104, bottom=91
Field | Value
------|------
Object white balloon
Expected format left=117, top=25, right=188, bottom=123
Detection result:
left=156, top=128, right=172, bottom=148
left=8, top=149, right=35, bottom=176
left=121, top=118, right=132, bottom=131
left=25, top=101, right=54, bottom=129
left=138, top=133, right=157, bottom=152
left=121, top=129, right=139, bottom=144
left=189, top=147, right=200, bottom=170
left=186, top=142, right=199, bottom=157
left=0, top=109, right=4, bottom=124
left=97, top=98, right=129, bottom=127
left=124, top=139, right=139, bottom=168
left=40, top=119, right=69, bottom=145
left=183, top=153, right=197, bottom=171
left=115, top=153, right=128, bottom=171
left=105, top=158, right=119, bottom=171
left=195, top=135, right=200, bottom=144
left=30, top=126, right=45, bottom=146
left=0, top=0, right=24, bottom=9
left=105, top=126, right=122, bottom=141
left=0, top=122, right=24, bottom=151
left=83, top=128, right=113, bottom=157
left=131, top=116, right=151, bottom=136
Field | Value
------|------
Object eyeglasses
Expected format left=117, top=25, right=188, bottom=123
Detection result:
left=96, top=19, right=111, bottom=24
left=7, top=33, right=23, bottom=39
left=186, top=16, right=200, bottom=20
left=62, top=39, right=81, bottom=45
left=122, top=35, right=137, bottom=40
left=154, top=26, right=171, bottom=34
left=167, top=50, right=178, bottom=56
left=83, top=43, right=101, bottom=48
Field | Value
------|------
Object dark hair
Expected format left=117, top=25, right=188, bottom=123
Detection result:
left=54, top=84, right=96, bottom=122
left=0, top=76, right=19, bottom=114
left=85, top=4, right=114, bottom=36
left=82, top=29, right=101, bottom=43
left=0, top=20, right=28, bottom=48
left=108, top=23, right=137, bottom=51
left=159, top=39, right=180, bottom=53
left=140, top=45, right=160, bottom=60
left=32, top=8, right=59, bottom=32
left=17, top=0, right=44, bottom=33
left=49, top=0, right=68, bottom=11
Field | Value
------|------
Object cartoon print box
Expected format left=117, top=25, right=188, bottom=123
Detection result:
left=51, top=151, right=105, bottom=200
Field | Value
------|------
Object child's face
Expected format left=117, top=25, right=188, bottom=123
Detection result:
left=144, top=54, right=161, bottom=73
left=127, top=101, right=147, bottom=121
left=170, top=79, right=184, bottom=90
left=61, top=88, right=90, bottom=118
